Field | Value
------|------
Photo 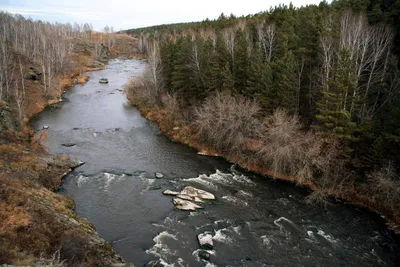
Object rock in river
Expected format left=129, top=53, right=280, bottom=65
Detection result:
left=99, top=78, right=108, bottom=84
left=197, top=232, right=214, bottom=250
left=61, top=143, right=76, bottom=147
left=198, top=250, right=211, bottom=261
left=173, top=198, right=203, bottom=211
left=181, top=186, right=215, bottom=200
left=162, top=189, right=179, bottom=196
left=176, top=194, right=193, bottom=201
left=155, top=172, right=164, bottom=179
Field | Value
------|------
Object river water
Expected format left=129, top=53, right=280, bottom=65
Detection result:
left=31, top=59, right=399, bottom=267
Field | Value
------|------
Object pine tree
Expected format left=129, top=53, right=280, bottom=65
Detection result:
left=233, top=30, right=249, bottom=95
left=160, top=40, right=176, bottom=92
left=246, top=43, right=272, bottom=111
left=171, top=37, right=191, bottom=98
left=315, top=49, right=358, bottom=156
left=208, top=33, right=234, bottom=92
left=272, top=51, right=297, bottom=113
left=368, top=3, right=383, bottom=23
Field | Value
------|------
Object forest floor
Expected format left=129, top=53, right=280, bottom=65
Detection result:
left=0, top=33, right=137, bottom=266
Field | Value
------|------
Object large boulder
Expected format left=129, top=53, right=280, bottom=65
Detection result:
left=198, top=250, right=211, bottom=261
left=162, top=190, right=179, bottom=196
left=173, top=198, right=203, bottom=211
left=99, top=78, right=108, bottom=84
left=155, top=172, right=164, bottom=179
left=197, top=232, right=214, bottom=250
left=181, top=186, right=215, bottom=200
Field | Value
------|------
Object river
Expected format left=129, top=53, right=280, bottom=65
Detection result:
left=31, top=59, right=399, bottom=267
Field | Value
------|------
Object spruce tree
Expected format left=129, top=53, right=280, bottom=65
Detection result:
left=273, top=51, right=297, bottom=113
left=233, top=30, right=249, bottom=95
left=209, top=33, right=234, bottom=92
left=246, top=43, right=272, bottom=111
left=171, top=37, right=191, bottom=98
left=315, top=49, right=358, bottom=156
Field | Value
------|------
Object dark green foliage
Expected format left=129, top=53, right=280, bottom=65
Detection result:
left=209, top=34, right=234, bottom=92
left=272, top=52, right=297, bottom=113
left=233, top=30, right=249, bottom=94
left=246, top=43, right=272, bottom=110
left=315, top=49, right=358, bottom=157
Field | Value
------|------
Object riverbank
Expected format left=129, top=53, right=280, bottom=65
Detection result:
left=0, top=33, right=138, bottom=265
left=126, top=95, right=400, bottom=235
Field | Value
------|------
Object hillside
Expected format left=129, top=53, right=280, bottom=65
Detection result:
left=0, top=12, right=137, bottom=265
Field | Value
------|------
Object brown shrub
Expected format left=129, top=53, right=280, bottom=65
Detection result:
left=124, top=76, right=157, bottom=108
left=367, top=163, right=400, bottom=211
left=159, top=93, right=183, bottom=126
left=58, top=231, right=87, bottom=266
left=258, top=109, right=343, bottom=185
left=193, top=92, right=261, bottom=154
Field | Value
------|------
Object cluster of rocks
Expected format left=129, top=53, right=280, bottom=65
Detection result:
left=161, top=185, right=217, bottom=263
left=162, top=186, right=215, bottom=211
left=197, top=232, right=214, bottom=261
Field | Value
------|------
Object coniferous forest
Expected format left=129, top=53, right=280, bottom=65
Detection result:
left=125, top=0, right=400, bottom=227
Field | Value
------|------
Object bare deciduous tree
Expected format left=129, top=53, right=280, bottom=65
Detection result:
left=144, top=40, right=164, bottom=103
left=222, top=28, right=235, bottom=62
left=194, top=92, right=261, bottom=153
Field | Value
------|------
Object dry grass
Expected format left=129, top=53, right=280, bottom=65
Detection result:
left=0, top=143, right=120, bottom=265
left=0, top=29, right=135, bottom=265
left=0, top=143, right=70, bottom=190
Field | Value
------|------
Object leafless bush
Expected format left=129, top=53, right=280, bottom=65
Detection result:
left=161, top=93, right=182, bottom=124
left=124, top=76, right=157, bottom=107
left=36, top=250, right=66, bottom=267
left=367, top=163, right=400, bottom=210
left=194, top=92, right=261, bottom=153
left=258, top=109, right=341, bottom=184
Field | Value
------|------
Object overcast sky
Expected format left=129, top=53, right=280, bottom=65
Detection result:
left=0, top=0, right=324, bottom=31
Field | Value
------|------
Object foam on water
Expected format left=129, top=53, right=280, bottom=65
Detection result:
left=274, top=217, right=296, bottom=231
left=76, top=174, right=90, bottom=187
left=183, top=175, right=219, bottom=190
left=146, top=231, right=178, bottom=260
left=317, top=230, right=338, bottom=243
left=222, top=195, right=248, bottom=206
left=213, top=229, right=233, bottom=244
left=261, top=235, right=272, bottom=248
left=236, top=190, right=253, bottom=197
left=102, top=172, right=127, bottom=192
left=232, top=225, right=241, bottom=234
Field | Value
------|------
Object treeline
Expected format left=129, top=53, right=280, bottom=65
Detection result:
left=0, top=12, right=116, bottom=127
left=126, top=0, right=400, bottom=220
